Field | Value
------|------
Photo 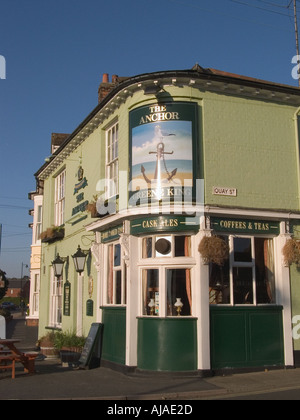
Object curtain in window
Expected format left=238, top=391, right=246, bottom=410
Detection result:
left=107, top=245, right=114, bottom=304
left=185, top=237, right=192, bottom=309
left=142, top=271, right=148, bottom=315
left=264, top=239, right=275, bottom=303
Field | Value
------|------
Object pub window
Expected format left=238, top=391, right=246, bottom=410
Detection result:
left=106, top=242, right=126, bottom=305
left=209, top=236, right=230, bottom=305
left=142, top=268, right=192, bottom=317
left=166, top=269, right=192, bottom=316
left=49, top=270, right=63, bottom=328
left=209, top=235, right=276, bottom=305
left=142, top=235, right=192, bottom=259
left=54, top=169, right=66, bottom=227
left=142, top=269, right=159, bottom=316
left=106, top=122, right=119, bottom=199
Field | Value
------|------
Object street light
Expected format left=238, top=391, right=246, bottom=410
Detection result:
left=72, top=246, right=90, bottom=275
left=52, top=254, right=68, bottom=278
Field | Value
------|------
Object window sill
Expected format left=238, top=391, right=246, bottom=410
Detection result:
left=45, top=326, right=62, bottom=331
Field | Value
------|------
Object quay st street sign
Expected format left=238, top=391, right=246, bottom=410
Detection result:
left=211, top=217, right=280, bottom=235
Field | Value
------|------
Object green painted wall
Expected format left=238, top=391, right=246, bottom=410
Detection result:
left=203, top=94, right=299, bottom=211
left=38, top=129, right=101, bottom=338
left=210, top=306, right=284, bottom=369
left=137, top=317, right=197, bottom=371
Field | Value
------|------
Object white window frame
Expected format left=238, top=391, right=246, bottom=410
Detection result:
left=54, top=169, right=66, bottom=226
left=32, top=273, right=40, bottom=316
left=49, top=269, right=63, bottom=328
left=106, top=122, right=119, bottom=199
left=138, top=234, right=196, bottom=317
left=229, top=235, right=256, bottom=305
left=139, top=265, right=194, bottom=318
left=35, top=205, right=43, bottom=244
left=140, top=234, right=193, bottom=260
left=104, top=241, right=126, bottom=306
left=210, top=234, right=277, bottom=306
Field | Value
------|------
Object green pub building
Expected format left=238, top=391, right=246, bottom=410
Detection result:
left=33, top=65, right=300, bottom=373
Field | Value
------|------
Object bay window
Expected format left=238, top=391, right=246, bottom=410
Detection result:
left=209, top=235, right=276, bottom=305
left=140, top=234, right=194, bottom=317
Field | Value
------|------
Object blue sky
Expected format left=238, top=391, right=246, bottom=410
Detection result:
left=0, top=0, right=299, bottom=277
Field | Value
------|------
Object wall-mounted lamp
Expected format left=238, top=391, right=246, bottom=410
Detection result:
left=72, top=245, right=90, bottom=274
left=52, top=254, right=69, bottom=278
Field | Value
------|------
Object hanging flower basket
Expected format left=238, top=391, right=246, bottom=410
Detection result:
left=199, top=235, right=229, bottom=266
left=40, top=226, right=65, bottom=243
left=86, top=195, right=99, bottom=218
left=86, top=202, right=99, bottom=218
left=282, top=238, right=300, bottom=266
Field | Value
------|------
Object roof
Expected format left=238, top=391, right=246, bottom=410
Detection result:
left=35, top=64, right=300, bottom=180
left=6, top=278, right=30, bottom=288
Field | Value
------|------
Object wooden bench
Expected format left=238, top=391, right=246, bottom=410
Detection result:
left=21, top=352, right=39, bottom=374
left=0, top=355, right=16, bottom=379
left=0, top=352, right=38, bottom=379
left=0, top=350, right=13, bottom=355
left=0, top=340, right=39, bottom=378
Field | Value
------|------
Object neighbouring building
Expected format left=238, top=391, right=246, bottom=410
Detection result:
left=27, top=188, right=43, bottom=325
left=27, top=134, right=68, bottom=326
left=5, top=278, right=30, bottom=301
left=33, top=65, right=300, bottom=374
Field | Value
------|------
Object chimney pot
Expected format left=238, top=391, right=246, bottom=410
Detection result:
left=102, top=73, right=109, bottom=83
left=112, top=74, right=119, bottom=84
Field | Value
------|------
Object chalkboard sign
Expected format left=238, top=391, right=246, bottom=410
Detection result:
left=78, top=323, right=103, bottom=370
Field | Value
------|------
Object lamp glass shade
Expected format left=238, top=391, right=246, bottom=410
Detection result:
left=52, top=254, right=65, bottom=278
left=72, top=246, right=87, bottom=274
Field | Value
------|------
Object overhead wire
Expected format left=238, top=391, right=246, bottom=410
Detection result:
left=164, top=0, right=294, bottom=32
left=230, top=0, right=294, bottom=17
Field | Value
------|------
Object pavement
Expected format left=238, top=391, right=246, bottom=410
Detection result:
left=1, top=311, right=300, bottom=400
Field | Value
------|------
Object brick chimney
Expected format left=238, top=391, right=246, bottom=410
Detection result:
left=98, top=73, right=112, bottom=103
left=102, top=73, right=109, bottom=83
left=98, top=73, right=130, bottom=103
left=51, top=133, right=70, bottom=154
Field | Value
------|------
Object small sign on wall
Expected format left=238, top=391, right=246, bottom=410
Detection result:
left=213, top=186, right=237, bottom=197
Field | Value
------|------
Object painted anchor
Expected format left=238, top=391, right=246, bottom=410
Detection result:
left=141, top=126, right=177, bottom=185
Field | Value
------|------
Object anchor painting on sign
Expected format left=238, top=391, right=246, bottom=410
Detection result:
left=129, top=102, right=198, bottom=205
